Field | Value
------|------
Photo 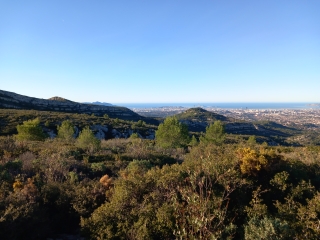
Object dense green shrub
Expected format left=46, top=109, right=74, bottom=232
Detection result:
left=16, top=118, right=46, bottom=141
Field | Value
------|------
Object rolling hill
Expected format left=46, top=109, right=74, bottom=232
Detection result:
left=174, top=107, right=302, bottom=145
left=0, top=89, right=157, bottom=124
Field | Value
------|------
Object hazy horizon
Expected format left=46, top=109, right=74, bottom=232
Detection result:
left=1, top=88, right=319, bottom=106
left=113, top=102, right=319, bottom=109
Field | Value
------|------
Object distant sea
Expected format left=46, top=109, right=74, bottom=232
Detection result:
left=115, top=103, right=320, bottom=110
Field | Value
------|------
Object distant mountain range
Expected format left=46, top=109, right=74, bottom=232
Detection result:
left=0, top=89, right=156, bottom=123
left=83, top=101, right=113, bottom=106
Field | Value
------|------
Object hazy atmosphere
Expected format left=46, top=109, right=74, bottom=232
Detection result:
left=1, top=1, right=319, bottom=103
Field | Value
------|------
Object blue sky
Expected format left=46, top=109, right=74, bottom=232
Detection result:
left=1, top=1, right=319, bottom=103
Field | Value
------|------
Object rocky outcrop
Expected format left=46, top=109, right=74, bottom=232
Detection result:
left=179, top=119, right=208, bottom=132
left=92, top=125, right=109, bottom=139
left=0, top=89, right=154, bottom=122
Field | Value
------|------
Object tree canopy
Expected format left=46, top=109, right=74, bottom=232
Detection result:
left=201, top=120, right=225, bottom=144
left=76, top=126, right=100, bottom=152
left=57, top=120, right=75, bottom=141
left=16, top=118, right=46, bottom=141
left=155, top=116, right=190, bottom=148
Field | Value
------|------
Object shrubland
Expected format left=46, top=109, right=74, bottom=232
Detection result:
left=0, top=113, right=320, bottom=239
left=0, top=109, right=156, bottom=137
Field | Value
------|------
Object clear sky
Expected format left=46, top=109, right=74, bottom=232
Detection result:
left=1, top=0, right=319, bottom=103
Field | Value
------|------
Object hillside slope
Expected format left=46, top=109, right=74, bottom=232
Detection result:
left=174, top=108, right=302, bottom=144
left=0, top=108, right=157, bottom=140
left=0, top=89, right=156, bottom=123
left=175, top=107, right=231, bottom=132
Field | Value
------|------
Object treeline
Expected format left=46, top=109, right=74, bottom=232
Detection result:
left=0, top=116, right=319, bottom=239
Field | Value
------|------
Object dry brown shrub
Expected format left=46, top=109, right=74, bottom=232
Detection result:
left=0, top=136, right=16, bottom=152
left=101, top=139, right=129, bottom=154
left=19, top=151, right=36, bottom=173
left=125, top=139, right=152, bottom=159
left=99, top=174, right=113, bottom=189
left=13, top=179, right=24, bottom=192
left=21, top=178, right=39, bottom=202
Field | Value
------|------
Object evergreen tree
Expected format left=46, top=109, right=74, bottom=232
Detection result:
left=201, top=120, right=225, bottom=144
left=16, top=118, right=46, bottom=141
left=57, top=120, right=75, bottom=141
left=76, top=126, right=100, bottom=152
left=247, top=135, right=257, bottom=145
left=155, top=116, right=190, bottom=148
left=189, top=135, right=198, bottom=147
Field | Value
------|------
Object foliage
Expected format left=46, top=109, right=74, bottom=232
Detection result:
left=237, top=148, right=268, bottom=176
left=136, top=120, right=146, bottom=127
left=245, top=216, right=290, bottom=240
left=189, top=135, right=198, bottom=147
left=175, top=107, right=228, bottom=122
left=76, top=126, right=100, bottom=152
left=273, top=180, right=320, bottom=238
left=155, top=116, right=190, bottom=148
left=129, top=132, right=140, bottom=139
left=247, top=135, right=257, bottom=145
left=71, top=179, right=107, bottom=218
left=0, top=109, right=157, bottom=139
left=200, top=120, right=225, bottom=144
left=57, top=120, right=75, bottom=142
left=99, top=174, right=113, bottom=189
left=237, top=147, right=283, bottom=176
left=16, top=118, right=47, bottom=141
left=81, top=163, right=176, bottom=239
left=1, top=119, right=320, bottom=239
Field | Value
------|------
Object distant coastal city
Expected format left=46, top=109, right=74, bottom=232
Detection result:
left=126, top=104, right=320, bottom=131
left=118, top=102, right=320, bottom=109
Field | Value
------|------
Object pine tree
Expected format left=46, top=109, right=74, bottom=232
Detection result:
left=57, top=120, right=75, bottom=142
left=201, top=120, right=225, bottom=144
left=155, top=116, right=190, bottom=148
left=76, top=126, right=100, bottom=152
left=16, top=118, right=46, bottom=141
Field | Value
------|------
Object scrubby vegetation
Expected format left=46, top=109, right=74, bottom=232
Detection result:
left=0, top=109, right=157, bottom=138
left=0, top=110, right=320, bottom=239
